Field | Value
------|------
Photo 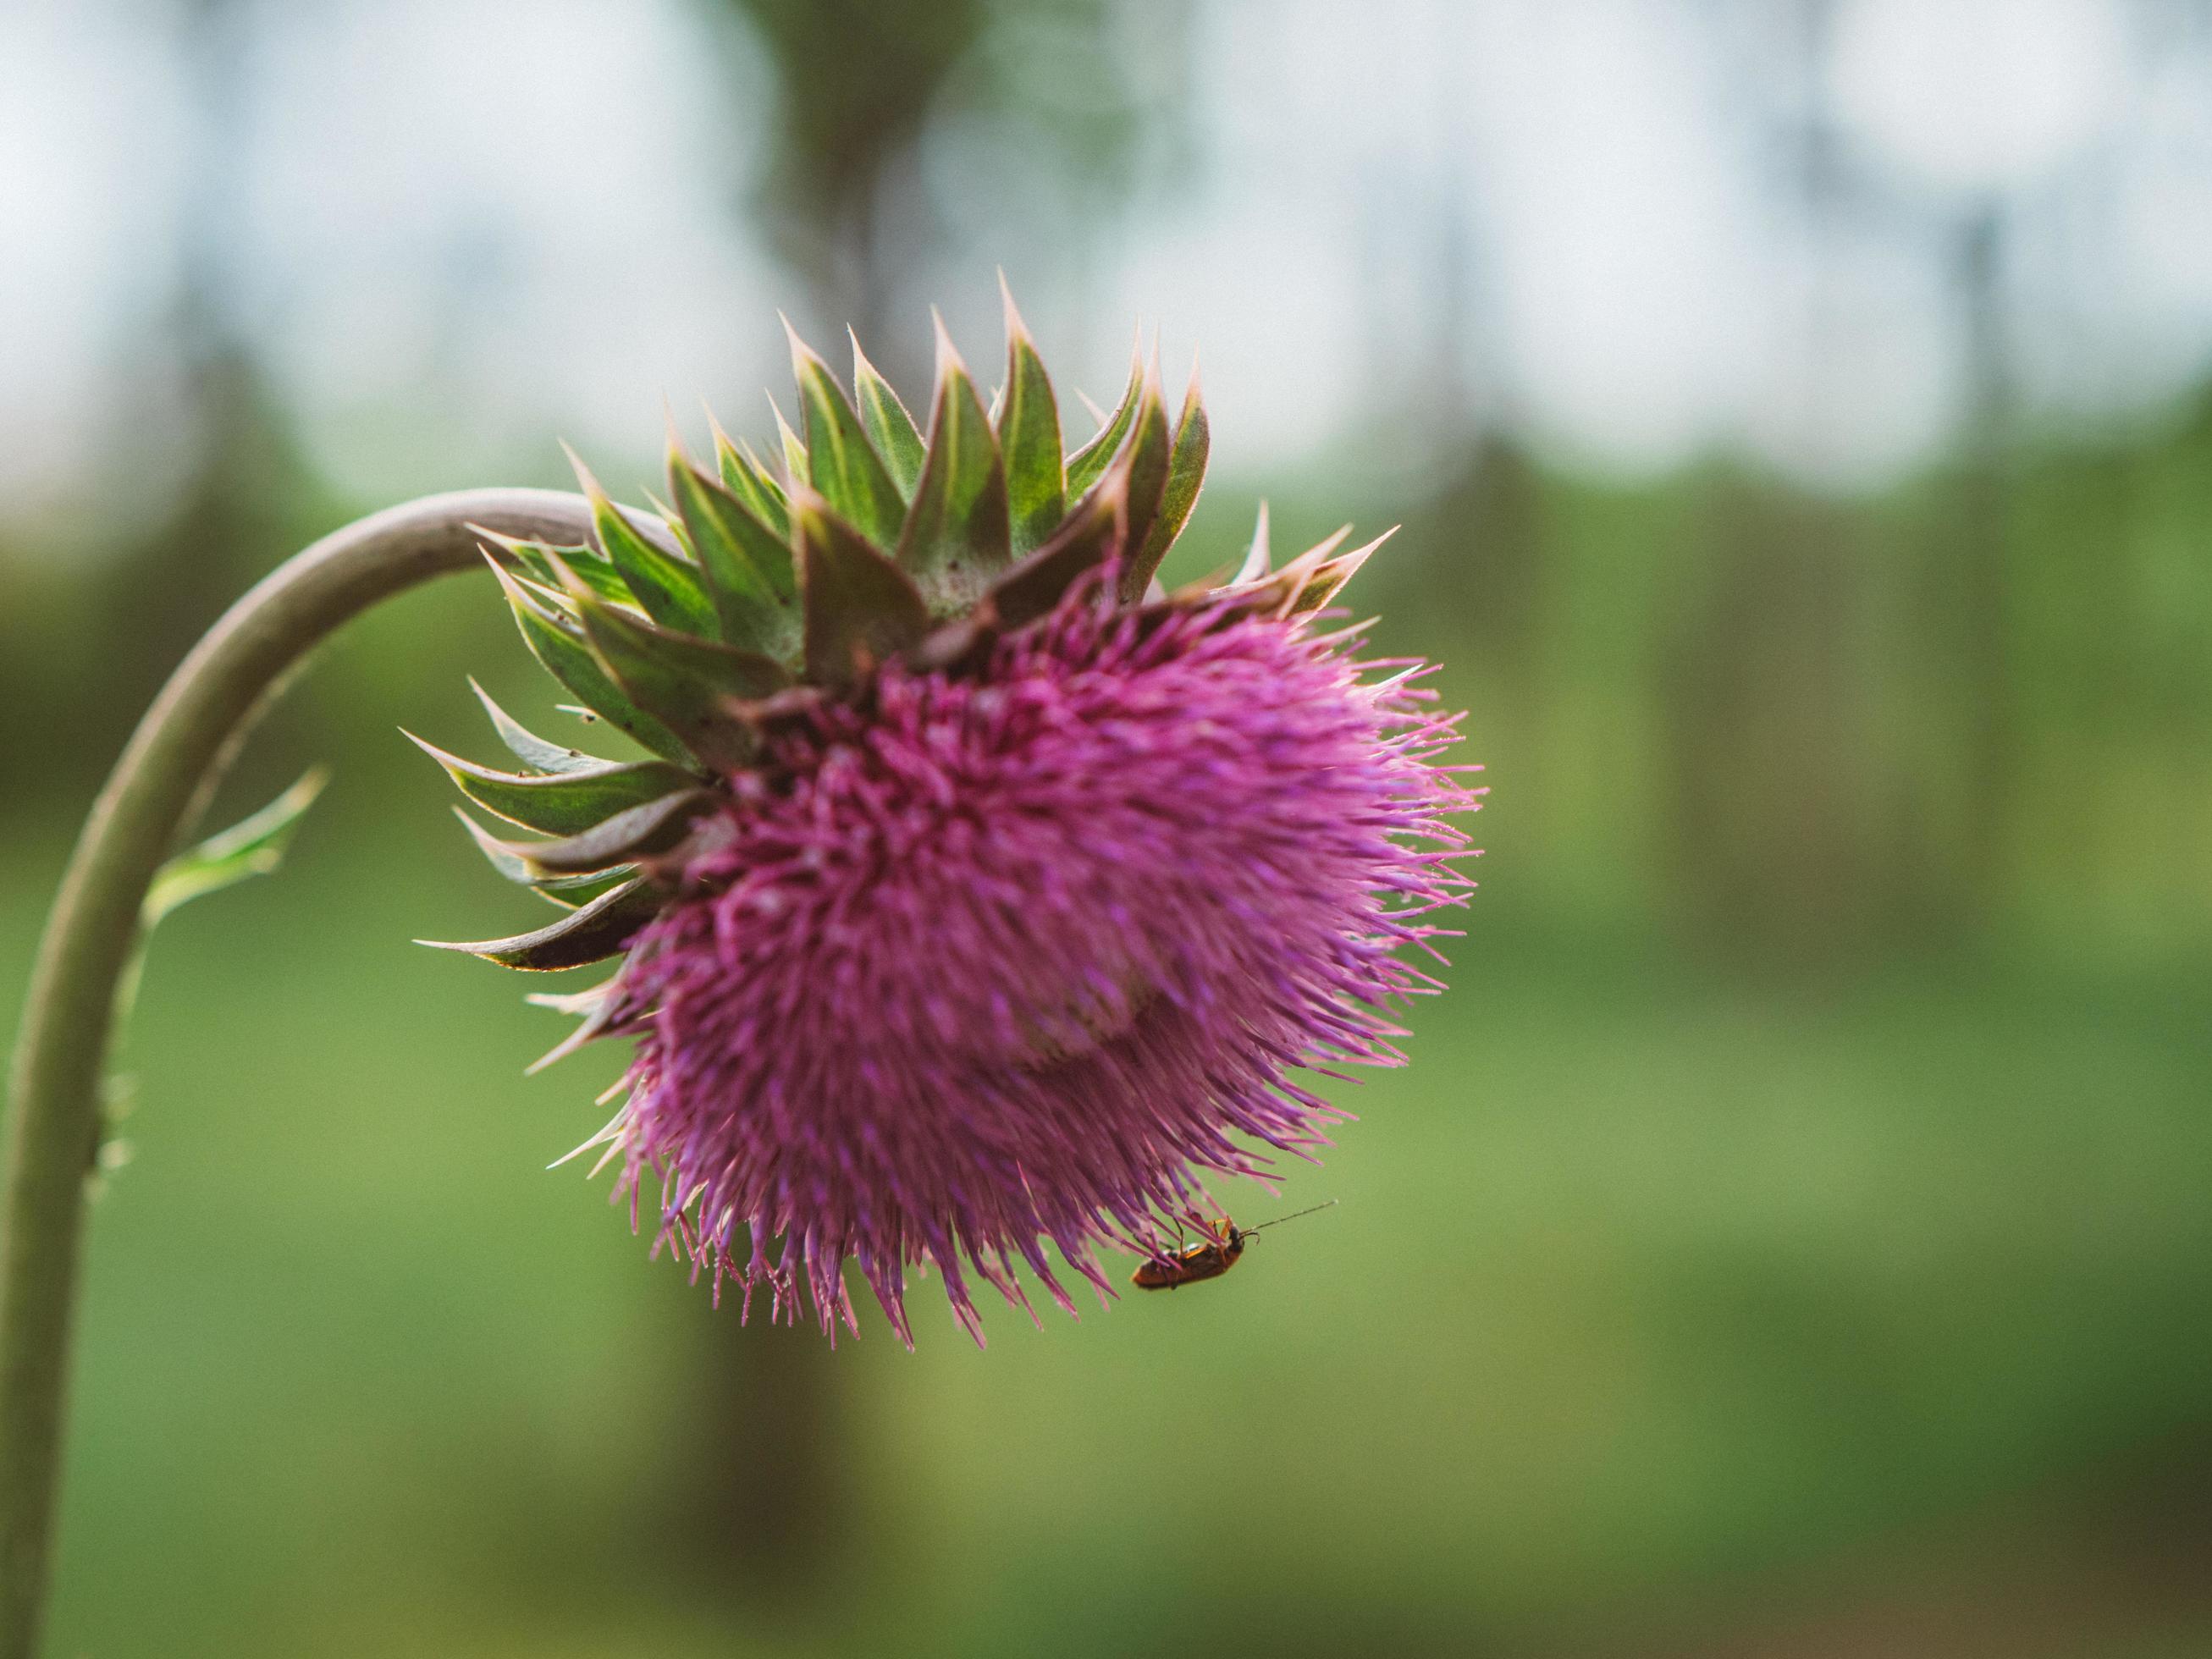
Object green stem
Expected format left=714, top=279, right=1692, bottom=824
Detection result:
left=0, top=488, right=593, bottom=1657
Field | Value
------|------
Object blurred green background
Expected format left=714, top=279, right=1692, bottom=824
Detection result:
left=7, top=1, right=2212, bottom=1654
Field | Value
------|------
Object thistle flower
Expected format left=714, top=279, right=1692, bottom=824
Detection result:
left=416, top=291, right=1480, bottom=1344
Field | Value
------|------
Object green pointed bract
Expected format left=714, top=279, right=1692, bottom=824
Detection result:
left=469, top=680, right=605, bottom=775
left=514, top=543, right=633, bottom=606
left=770, top=406, right=810, bottom=498
left=852, top=334, right=927, bottom=499
left=712, top=420, right=790, bottom=536
left=1064, top=345, right=1143, bottom=498
left=495, top=789, right=718, bottom=876
left=792, top=484, right=932, bottom=686
left=416, top=877, right=664, bottom=972
left=1124, top=369, right=1210, bottom=602
left=488, top=560, right=691, bottom=763
left=1283, top=529, right=1393, bottom=618
left=525, top=979, right=615, bottom=1018
left=1110, top=371, right=1175, bottom=602
left=666, top=444, right=800, bottom=649
left=478, top=528, right=635, bottom=608
left=741, top=438, right=788, bottom=502
left=785, top=323, right=907, bottom=548
left=532, top=869, right=637, bottom=911
left=1227, top=526, right=1387, bottom=619
left=523, top=978, right=627, bottom=1073
left=989, top=452, right=1128, bottom=631
left=996, top=287, right=1065, bottom=556
left=896, top=323, right=1011, bottom=613
left=406, top=731, right=696, bottom=837
left=566, top=450, right=720, bottom=641
left=643, top=487, right=687, bottom=545
left=144, top=769, right=328, bottom=928
left=1233, top=502, right=1271, bottom=586
left=552, top=554, right=791, bottom=773
left=497, top=560, right=579, bottom=618
left=454, top=809, right=637, bottom=907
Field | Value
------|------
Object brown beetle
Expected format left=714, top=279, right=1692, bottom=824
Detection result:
left=1130, top=1201, right=1337, bottom=1291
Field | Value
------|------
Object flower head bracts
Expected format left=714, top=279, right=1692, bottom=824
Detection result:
left=415, top=292, right=1481, bottom=1344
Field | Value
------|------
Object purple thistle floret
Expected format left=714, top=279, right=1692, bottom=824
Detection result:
left=597, top=576, right=1478, bottom=1345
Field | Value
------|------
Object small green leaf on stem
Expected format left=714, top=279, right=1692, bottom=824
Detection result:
left=143, top=769, right=328, bottom=928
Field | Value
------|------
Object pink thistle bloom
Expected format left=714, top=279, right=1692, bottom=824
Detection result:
left=616, top=579, right=1475, bottom=1342
left=417, top=300, right=1480, bottom=1345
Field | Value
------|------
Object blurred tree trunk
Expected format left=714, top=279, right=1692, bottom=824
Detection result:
left=669, top=0, right=1178, bottom=1601
left=1427, top=436, right=1544, bottom=684
left=1658, top=478, right=1883, bottom=969
left=669, top=1304, right=858, bottom=1608
left=1937, top=200, right=2018, bottom=922
left=666, top=0, right=996, bottom=1603
left=715, top=0, right=990, bottom=385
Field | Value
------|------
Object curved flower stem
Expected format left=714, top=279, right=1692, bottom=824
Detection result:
left=0, top=488, right=593, bottom=1657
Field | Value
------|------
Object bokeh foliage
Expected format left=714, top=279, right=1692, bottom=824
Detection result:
left=3, top=2, right=2211, bottom=1656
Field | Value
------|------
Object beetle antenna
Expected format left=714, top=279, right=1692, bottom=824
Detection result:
left=1243, top=1199, right=1339, bottom=1234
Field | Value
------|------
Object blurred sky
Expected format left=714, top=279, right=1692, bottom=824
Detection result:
left=8, top=0, right=2212, bottom=542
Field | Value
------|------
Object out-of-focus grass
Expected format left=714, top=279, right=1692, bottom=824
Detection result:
left=6, top=725, right=2207, bottom=1655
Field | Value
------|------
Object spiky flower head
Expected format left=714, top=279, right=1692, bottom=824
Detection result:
left=416, top=289, right=1479, bottom=1344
